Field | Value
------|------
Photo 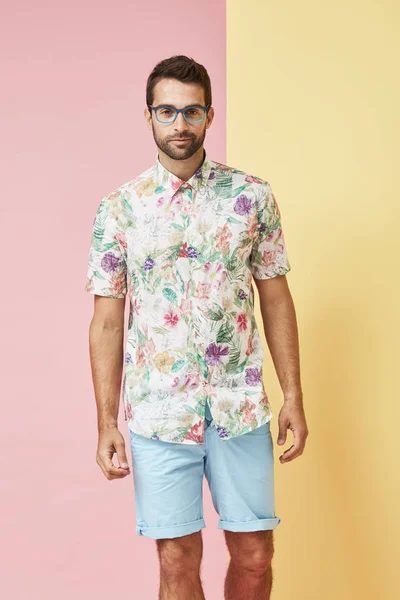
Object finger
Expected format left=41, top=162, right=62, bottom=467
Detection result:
left=279, top=444, right=298, bottom=463
left=115, top=441, right=130, bottom=470
left=279, top=436, right=306, bottom=463
left=107, top=461, right=130, bottom=478
left=100, top=454, right=130, bottom=479
left=104, top=441, right=129, bottom=476
left=277, top=422, right=287, bottom=446
left=96, top=455, right=113, bottom=480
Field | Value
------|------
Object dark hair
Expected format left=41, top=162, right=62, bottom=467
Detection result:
left=146, top=55, right=212, bottom=108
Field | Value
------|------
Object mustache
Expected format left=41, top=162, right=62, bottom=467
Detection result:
left=169, top=136, right=194, bottom=140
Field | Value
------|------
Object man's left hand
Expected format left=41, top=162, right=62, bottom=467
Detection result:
left=276, top=398, right=309, bottom=463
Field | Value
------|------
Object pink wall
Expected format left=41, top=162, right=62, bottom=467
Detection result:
left=1, top=2, right=226, bottom=598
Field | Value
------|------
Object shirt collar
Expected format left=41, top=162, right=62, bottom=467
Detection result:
left=154, top=148, right=212, bottom=196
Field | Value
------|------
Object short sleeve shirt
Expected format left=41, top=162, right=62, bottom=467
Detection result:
left=85, top=149, right=291, bottom=444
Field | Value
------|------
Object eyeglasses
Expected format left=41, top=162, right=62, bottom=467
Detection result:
left=148, top=104, right=210, bottom=124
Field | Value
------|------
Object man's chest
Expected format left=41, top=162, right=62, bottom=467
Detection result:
left=124, top=188, right=258, bottom=274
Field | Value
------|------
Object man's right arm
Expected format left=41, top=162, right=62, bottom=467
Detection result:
left=89, top=295, right=125, bottom=431
left=89, top=295, right=130, bottom=479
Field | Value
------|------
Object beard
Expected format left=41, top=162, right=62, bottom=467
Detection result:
left=152, top=124, right=207, bottom=161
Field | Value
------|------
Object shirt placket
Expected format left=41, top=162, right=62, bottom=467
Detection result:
left=179, top=183, right=208, bottom=407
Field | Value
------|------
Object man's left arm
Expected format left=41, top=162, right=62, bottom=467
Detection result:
left=254, top=274, right=309, bottom=464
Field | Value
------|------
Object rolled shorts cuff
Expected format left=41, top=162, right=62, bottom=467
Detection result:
left=218, top=517, right=281, bottom=532
left=136, top=517, right=206, bottom=539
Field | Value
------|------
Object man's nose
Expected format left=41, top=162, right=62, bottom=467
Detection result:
left=173, top=111, right=189, bottom=131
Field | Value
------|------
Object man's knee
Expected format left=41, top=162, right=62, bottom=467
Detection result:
left=156, top=531, right=203, bottom=577
left=225, top=530, right=275, bottom=573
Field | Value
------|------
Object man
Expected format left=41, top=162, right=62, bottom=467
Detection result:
left=85, top=55, right=308, bottom=600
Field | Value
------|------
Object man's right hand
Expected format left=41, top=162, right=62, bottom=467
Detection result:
left=96, top=426, right=131, bottom=480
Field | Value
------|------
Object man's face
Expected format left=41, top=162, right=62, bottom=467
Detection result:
left=145, top=78, right=214, bottom=161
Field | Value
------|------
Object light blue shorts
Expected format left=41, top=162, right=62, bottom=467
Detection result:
left=128, top=399, right=280, bottom=539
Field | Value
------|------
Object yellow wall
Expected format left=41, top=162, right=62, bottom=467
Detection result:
left=227, top=2, right=400, bottom=598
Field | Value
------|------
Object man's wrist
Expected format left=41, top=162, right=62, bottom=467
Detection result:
left=283, top=390, right=303, bottom=404
left=98, top=417, right=118, bottom=432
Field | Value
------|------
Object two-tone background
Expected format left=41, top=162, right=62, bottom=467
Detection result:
left=1, top=1, right=399, bottom=598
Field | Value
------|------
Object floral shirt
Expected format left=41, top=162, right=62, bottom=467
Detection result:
left=85, top=149, right=291, bottom=444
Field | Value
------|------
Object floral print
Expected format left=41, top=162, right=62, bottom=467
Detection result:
left=85, top=150, right=291, bottom=444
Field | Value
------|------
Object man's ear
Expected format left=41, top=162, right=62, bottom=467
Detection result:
left=206, top=107, right=215, bottom=128
left=144, top=107, right=152, bottom=129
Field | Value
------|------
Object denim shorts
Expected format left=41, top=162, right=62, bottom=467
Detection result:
left=128, top=399, right=280, bottom=539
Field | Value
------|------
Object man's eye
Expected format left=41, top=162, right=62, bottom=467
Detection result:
left=160, top=109, right=173, bottom=115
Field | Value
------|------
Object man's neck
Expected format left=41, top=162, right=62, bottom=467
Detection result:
left=158, top=147, right=205, bottom=182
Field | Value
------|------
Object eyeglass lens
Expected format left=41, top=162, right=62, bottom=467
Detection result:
left=156, top=107, right=205, bottom=123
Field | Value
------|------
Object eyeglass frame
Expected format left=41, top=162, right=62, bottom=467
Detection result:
left=147, top=104, right=211, bottom=124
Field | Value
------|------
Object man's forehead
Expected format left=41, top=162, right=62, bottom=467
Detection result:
left=152, top=79, right=205, bottom=106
